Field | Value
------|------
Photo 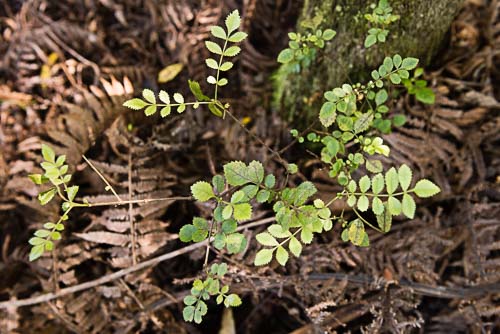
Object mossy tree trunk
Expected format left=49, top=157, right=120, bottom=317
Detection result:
left=275, top=0, right=463, bottom=125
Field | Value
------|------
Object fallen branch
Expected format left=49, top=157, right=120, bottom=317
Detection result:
left=0, top=217, right=276, bottom=309
left=2, top=214, right=497, bottom=310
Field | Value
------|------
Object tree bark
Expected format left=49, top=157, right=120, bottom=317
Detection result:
left=275, top=0, right=464, bottom=125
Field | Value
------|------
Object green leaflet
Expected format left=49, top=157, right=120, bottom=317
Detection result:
left=223, top=160, right=264, bottom=186
left=413, top=179, right=441, bottom=198
left=191, top=181, right=215, bottom=202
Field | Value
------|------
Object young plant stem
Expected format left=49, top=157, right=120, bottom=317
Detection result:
left=154, top=101, right=211, bottom=107
left=128, top=152, right=137, bottom=265
left=214, top=39, right=229, bottom=100
left=204, top=220, right=215, bottom=272
left=224, top=108, right=289, bottom=169
left=350, top=190, right=413, bottom=197
left=353, top=207, right=382, bottom=233
left=71, top=196, right=193, bottom=208
left=82, top=155, right=123, bottom=202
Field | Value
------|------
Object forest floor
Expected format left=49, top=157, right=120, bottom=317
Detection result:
left=0, top=0, right=499, bottom=333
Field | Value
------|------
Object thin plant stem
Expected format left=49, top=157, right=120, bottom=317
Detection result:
left=353, top=207, right=383, bottom=233
left=128, top=152, right=137, bottom=265
left=82, top=155, right=123, bottom=203
left=204, top=220, right=215, bottom=272
left=72, top=196, right=192, bottom=208
left=214, top=39, right=229, bottom=100
left=224, top=109, right=288, bottom=169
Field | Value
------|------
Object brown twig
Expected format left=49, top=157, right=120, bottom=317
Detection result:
left=127, top=152, right=136, bottom=265
left=0, top=217, right=275, bottom=309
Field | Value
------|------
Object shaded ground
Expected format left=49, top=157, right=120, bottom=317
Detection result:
left=0, top=0, right=499, bottom=333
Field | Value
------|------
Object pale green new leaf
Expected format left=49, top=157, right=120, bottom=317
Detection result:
left=393, top=54, right=402, bottom=68
left=247, top=161, right=264, bottom=184
left=224, top=161, right=248, bottom=186
left=402, top=194, right=416, bottom=219
left=390, top=73, right=401, bottom=84
left=256, top=232, right=279, bottom=246
left=177, top=104, right=186, bottom=113
left=347, top=180, right=357, bottom=193
left=359, top=175, right=371, bottom=192
left=398, top=164, right=412, bottom=191
left=233, top=203, right=252, bottom=222
left=354, top=113, right=374, bottom=133
left=160, top=106, right=171, bottom=117
left=191, top=181, right=215, bottom=202
left=222, top=205, right=233, bottom=220
left=256, top=190, right=270, bottom=203
left=183, top=306, right=195, bottom=322
left=142, top=89, right=156, bottom=104
left=230, top=190, right=245, bottom=203
left=348, top=220, right=366, bottom=246
left=268, top=224, right=291, bottom=238
left=322, top=29, right=336, bottom=40
left=365, top=34, right=377, bottom=48
left=184, top=295, right=197, bottom=306
left=219, top=61, right=234, bottom=71
left=123, top=98, right=147, bottom=110
left=38, top=188, right=56, bottom=205
left=29, top=174, right=48, bottom=185
left=66, top=185, right=79, bottom=202
left=357, top=195, right=369, bottom=212
left=159, top=90, right=170, bottom=104
left=401, top=57, right=419, bottom=70
left=205, top=41, right=223, bottom=54
left=225, top=10, right=241, bottom=33
left=29, top=244, right=45, bottom=261
left=207, top=76, right=217, bottom=84
left=385, top=167, right=399, bottom=194
left=371, top=173, right=385, bottom=194
left=319, top=102, right=337, bottom=127
left=366, top=159, right=383, bottom=173
left=376, top=206, right=392, bottom=232
left=375, top=89, right=388, bottom=106
left=289, top=236, right=302, bottom=257
left=173, top=93, right=184, bottom=103
left=413, top=179, right=440, bottom=198
left=225, top=294, right=242, bottom=307
left=41, top=144, right=56, bottom=163
left=300, top=228, right=314, bottom=244
left=228, top=31, right=248, bottom=43
left=388, top=196, right=402, bottom=215
left=372, top=197, right=384, bottom=215
left=254, top=248, right=274, bottom=266
left=144, top=105, right=156, bottom=116
left=205, top=58, right=218, bottom=69
left=210, top=25, right=226, bottom=39
left=277, top=49, right=293, bottom=63
left=224, top=46, right=241, bottom=57
left=276, top=246, right=289, bottom=266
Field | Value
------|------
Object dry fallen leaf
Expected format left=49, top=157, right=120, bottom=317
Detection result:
left=158, top=63, right=184, bottom=83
